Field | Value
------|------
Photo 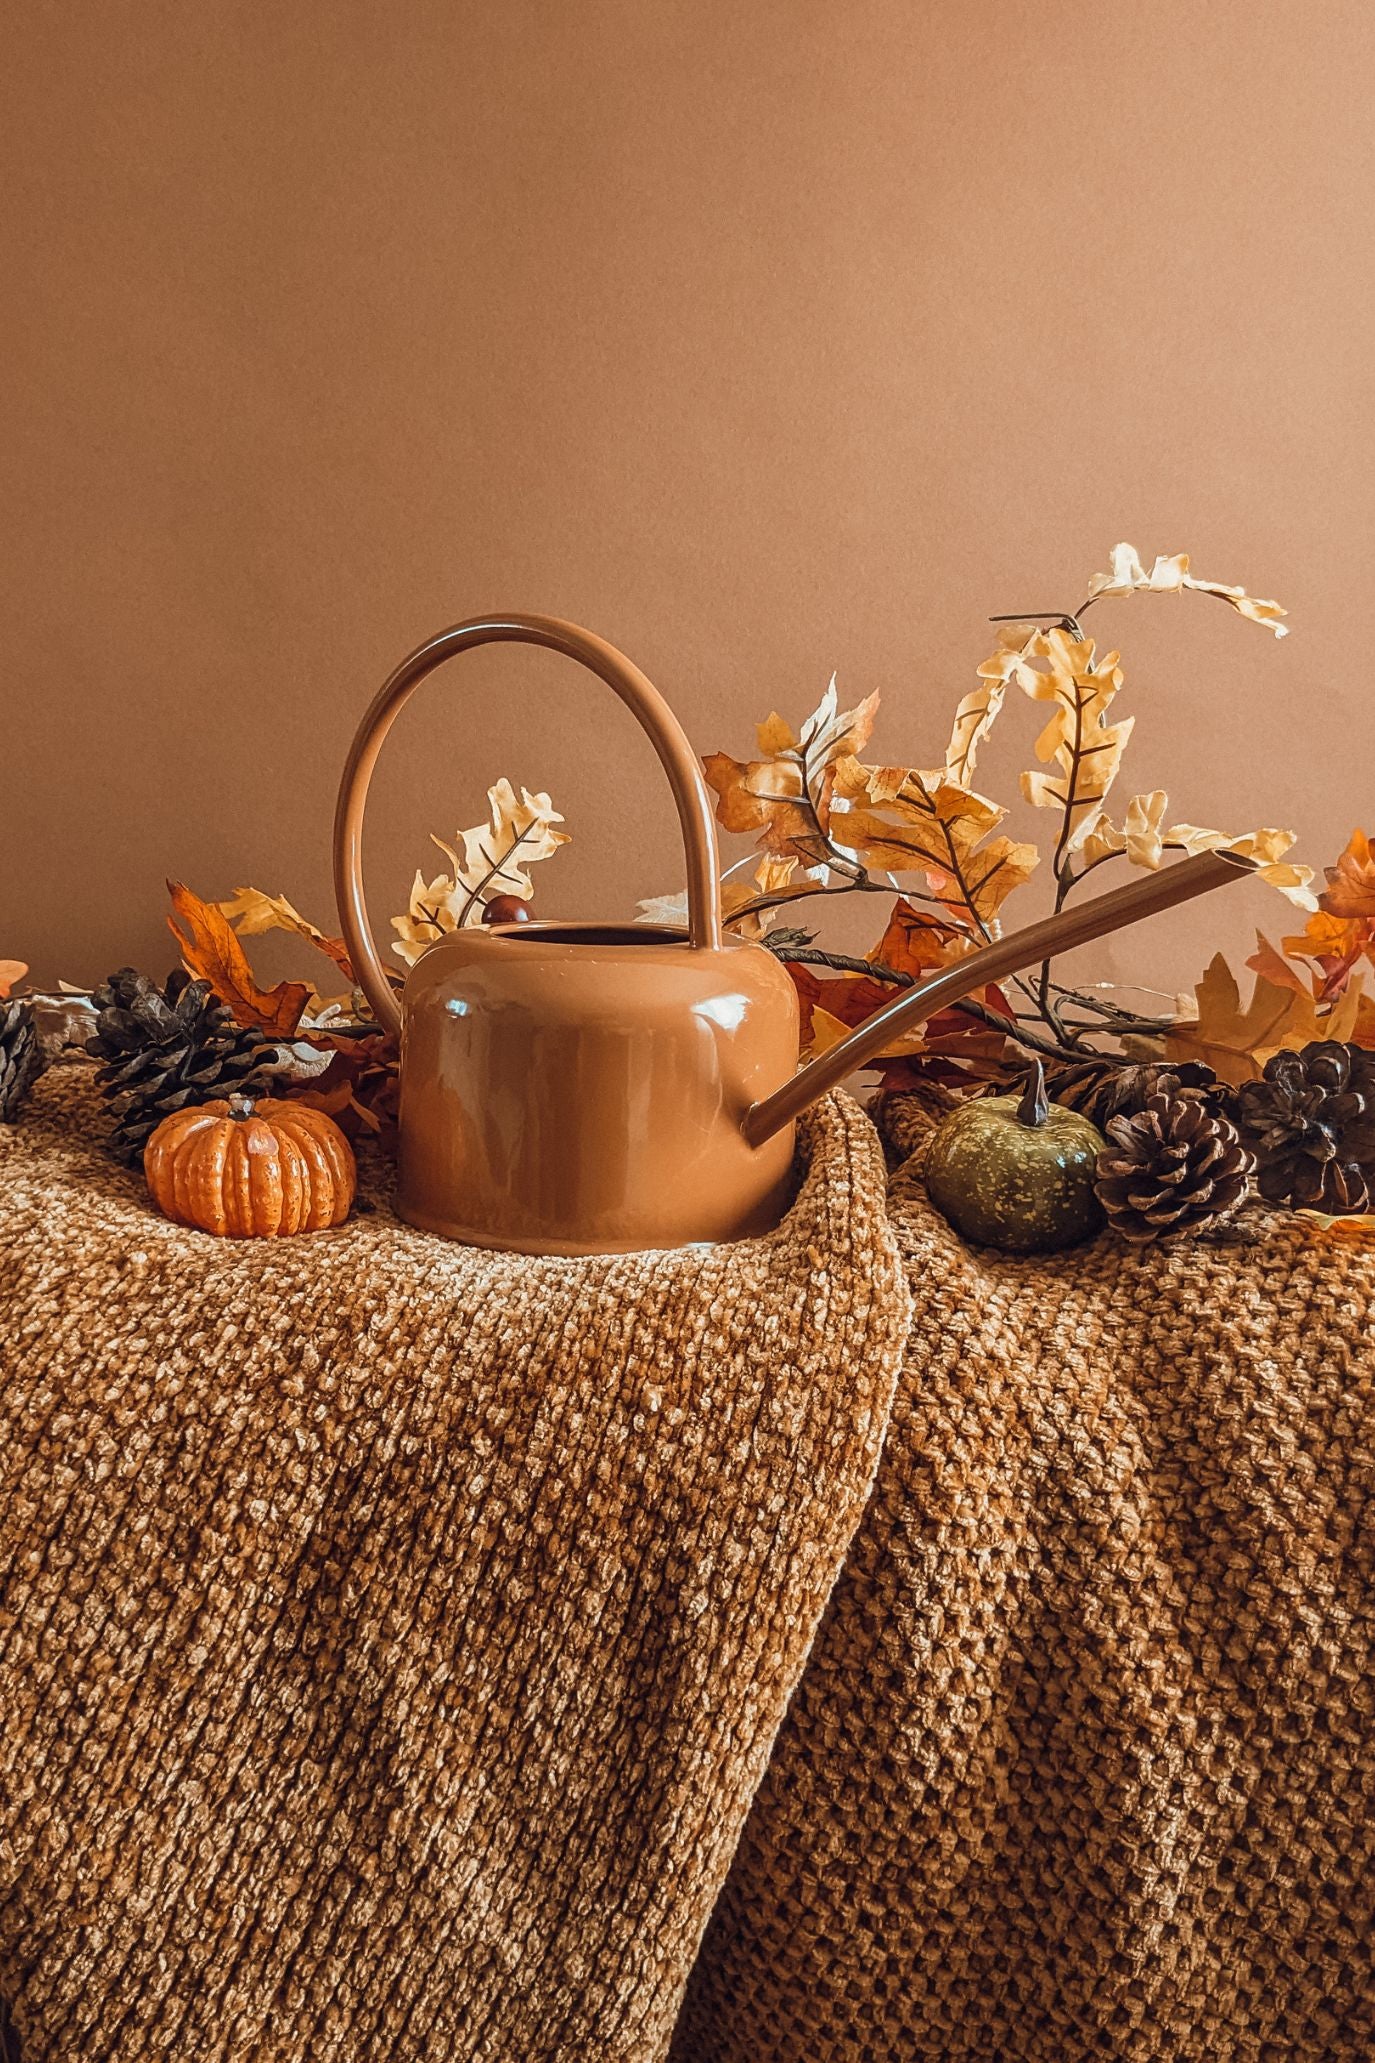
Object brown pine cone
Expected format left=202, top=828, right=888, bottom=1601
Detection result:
left=1050, top=1056, right=1224, bottom=1131
left=89, top=967, right=286, bottom=1165
left=0, top=998, right=46, bottom=1122
left=1236, top=1040, right=1375, bottom=1212
left=1094, top=1092, right=1256, bottom=1243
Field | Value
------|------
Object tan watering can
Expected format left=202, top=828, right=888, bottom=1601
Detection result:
left=335, top=614, right=1253, bottom=1255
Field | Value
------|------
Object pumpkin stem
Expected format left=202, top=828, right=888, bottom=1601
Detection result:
left=227, top=1094, right=256, bottom=1121
left=1016, top=1057, right=1050, bottom=1129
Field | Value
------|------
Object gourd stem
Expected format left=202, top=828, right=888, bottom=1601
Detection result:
left=1017, top=1058, right=1049, bottom=1129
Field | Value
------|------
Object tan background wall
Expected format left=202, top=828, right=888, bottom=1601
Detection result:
left=3, top=0, right=1371, bottom=1000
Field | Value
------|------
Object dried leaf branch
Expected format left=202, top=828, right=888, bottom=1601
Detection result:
left=678, top=542, right=1349, bottom=1096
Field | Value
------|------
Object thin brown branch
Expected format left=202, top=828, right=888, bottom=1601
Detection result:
left=776, top=945, right=1106, bottom=1065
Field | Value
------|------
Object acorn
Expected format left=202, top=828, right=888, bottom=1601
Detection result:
left=482, top=895, right=533, bottom=927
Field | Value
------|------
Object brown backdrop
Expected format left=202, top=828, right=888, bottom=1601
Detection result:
left=3, top=0, right=1371, bottom=1001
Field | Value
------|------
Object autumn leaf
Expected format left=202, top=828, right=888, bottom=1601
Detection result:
left=637, top=857, right=813, bottom=940
left=1086, top=543, right=1289, bottom=637
left=1245, top=932, right=1312, bottom=999
left=1275, top=907, right=1375, bottom=1001
left=1163, top=822, right=1315, bottom=908
left=787, top=963, right=1008, bottom=1067
left=1078, top=796, right=1315, bottom=910
left=391, top=779, right=568, bottom=967
left=944, top=630, right=1028, bottom=786
left=868, top=898, right=966, bottom=979
left=167, top=882, right=311, bottom=1035
left=287, top=1032, right=400, bottom=1142
left=833, top=761, right=1038, bottom=928
left=997, top=627, right=1134, bottom=854
left=1163, top=951, right=1335, bottom=1084
left=1321, top=828, right=1375, bottom=917
left=0, top=961, right=26, bottom=1001
left=704, top=677, right=880, bottom=865
left=219, top=887, right=355, bottom=982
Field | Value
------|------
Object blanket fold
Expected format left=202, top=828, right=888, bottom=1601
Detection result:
left=0, top=1074, right=909, bottom=2063
left=675, top=1088, right=1375, bottom=2063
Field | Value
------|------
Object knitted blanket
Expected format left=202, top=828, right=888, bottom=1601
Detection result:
left=675, top=1090, right=1375, bottom=2061
left=0, top=1073, right=909, bottom=2063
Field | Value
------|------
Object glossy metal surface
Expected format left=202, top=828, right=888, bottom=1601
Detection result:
left=398, top=922, right=798, bottom=1252
left=334, top=615, right=1259, bottom=1253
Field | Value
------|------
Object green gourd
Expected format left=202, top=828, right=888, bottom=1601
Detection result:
left=924, top=1060, right=1106, bottom=1253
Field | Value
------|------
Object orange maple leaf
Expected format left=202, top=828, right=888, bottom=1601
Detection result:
left=869, top=898, right=971, bottom=979
left=1322, top=828, right=1375, bottom=919
left=167, top=882, right=311, bottom=1036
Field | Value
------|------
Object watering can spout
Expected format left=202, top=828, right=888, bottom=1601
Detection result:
left=742, top=846, right=1257, bottom=1149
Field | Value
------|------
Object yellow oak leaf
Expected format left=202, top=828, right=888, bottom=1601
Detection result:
left=944, top=634, right=1026, bottom=786
left=833, top=766, right=1038, bottom=928
left=0, top=961, right=26, bottom=1000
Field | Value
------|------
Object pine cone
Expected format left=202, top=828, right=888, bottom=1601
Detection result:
left=1236, top=1040, right=1375, bottom=1213
left=1050, top=1055, right=1226, bottom=1131
left=0, top=998, right=46, bottom=1123
left=1094, top=1092, right=1256, bottom=1243
left=89, top=967, right=285, bottom=1165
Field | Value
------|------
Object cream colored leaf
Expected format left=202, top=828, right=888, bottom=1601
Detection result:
left=219, top=887, right=314, bottom=938
left=1086, top=542, right=1288, bottom=636
left=448, top=779, right=569, bottom=903
left=1019, top=715, right=1135, bottom=847
left=1123, top=790, right=1169, bottom=869
left=1165, top=823, right=1316, bottom=908
left=636, top=890, right=690, bottom=927
left=391, top=870, right=456, bottom=967
left=796, top=676, right=881, bottom=769
left=1078, top=810, right=1124, bottom=866
left=389, top=779, right=568, bottom=966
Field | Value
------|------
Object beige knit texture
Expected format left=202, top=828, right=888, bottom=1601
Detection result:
left=676, top=1088, right=1375, bottom=2063
left=0, top=1072, right=910, bottom=2063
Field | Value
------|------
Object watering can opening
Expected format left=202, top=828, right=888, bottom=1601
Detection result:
left=493, top=922, right=703, bottom=949
left=335, top=614, right=1257, bottom=1253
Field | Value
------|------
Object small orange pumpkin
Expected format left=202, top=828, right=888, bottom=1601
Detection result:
left=144, top=1094, right=357, bottom=1238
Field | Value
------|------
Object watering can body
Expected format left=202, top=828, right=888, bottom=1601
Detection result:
left=395, top=919, right=800, bottom=1252
left=335, top=613, right=1255, bottom=1255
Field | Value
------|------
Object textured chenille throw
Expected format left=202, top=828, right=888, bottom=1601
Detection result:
left=675, top=1088, right=1375, bottom=2062
left=0, top=1072, right=909, bottom=2063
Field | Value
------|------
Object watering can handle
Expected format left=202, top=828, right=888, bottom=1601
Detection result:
left=333, top=615, right=723, bottom=1039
